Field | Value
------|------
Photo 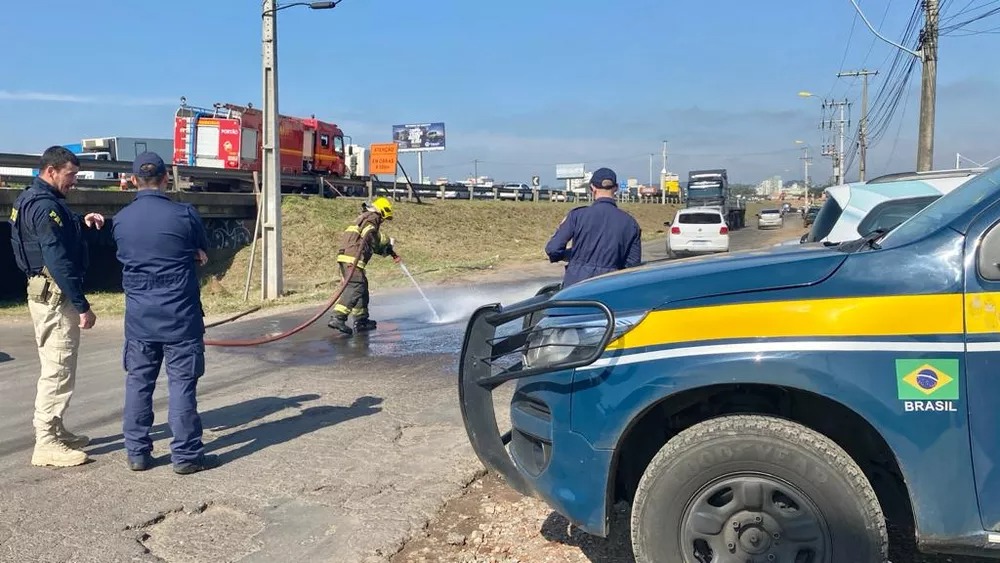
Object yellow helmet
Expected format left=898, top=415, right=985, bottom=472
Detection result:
left=372, top=196, right=393, bottom=220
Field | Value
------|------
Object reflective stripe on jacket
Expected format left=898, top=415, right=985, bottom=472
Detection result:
left=336, top=211, right=392, bottom=270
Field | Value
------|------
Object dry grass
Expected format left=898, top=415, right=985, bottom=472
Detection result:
left=0, top=197, right=749, bottom=319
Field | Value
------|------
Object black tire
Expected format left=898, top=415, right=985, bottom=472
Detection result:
left=630, top=415, right=888, bottom=563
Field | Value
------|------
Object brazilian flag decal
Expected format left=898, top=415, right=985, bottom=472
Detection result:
left=895, top=359, right=959, bottom=401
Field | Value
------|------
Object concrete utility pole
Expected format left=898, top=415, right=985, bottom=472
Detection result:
left=801, top=146, right=812, bottom=206
left=661, top=140, right=668, bottom=175
left=821, top=99, right=850, bottom=186
left=837, top=69, right=878, bottom=182
left=848, top=0, right=937, bottom=172
left=261, top=0, right=283, bottom=300
left=918, top=0, right=939, bottom=172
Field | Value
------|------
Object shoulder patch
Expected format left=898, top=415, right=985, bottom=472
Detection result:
left=48, top=209, right=63, bottom=227
left=9, top=208, right=17, bottom=223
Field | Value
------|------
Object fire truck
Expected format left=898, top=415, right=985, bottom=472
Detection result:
left=172, top=99, right=349, bottom=193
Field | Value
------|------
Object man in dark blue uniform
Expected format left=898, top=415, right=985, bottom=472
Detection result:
left=545, top=167, right=642, bottom=287
left=9, top=146, right=106, bottom=468
left=111, top=152, right=217, bottom=474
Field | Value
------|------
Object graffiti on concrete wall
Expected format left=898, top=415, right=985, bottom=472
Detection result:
left=205, top=218, right=255, bottom=250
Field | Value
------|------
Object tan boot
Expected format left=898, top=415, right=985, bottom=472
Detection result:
left=53, top=417, right=90, bottom=448
left=31, top=440, right=89, bottom=468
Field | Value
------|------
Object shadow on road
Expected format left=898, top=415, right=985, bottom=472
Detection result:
left=0, top=351, right=12, bottom=363
left=205, top=395, right=383, bottom=464
left=539, top=504, right=635, bottom=563
left=87, top=394, right=323, bottom=453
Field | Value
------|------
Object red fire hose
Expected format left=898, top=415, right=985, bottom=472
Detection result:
left=202, top=247, right=362, bottom=348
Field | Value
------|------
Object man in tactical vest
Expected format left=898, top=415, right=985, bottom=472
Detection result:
left=9, top=146, right=106, bottom=467
left=328, top=196, right=401, bottom=335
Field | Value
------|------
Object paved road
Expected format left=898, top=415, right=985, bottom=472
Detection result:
left=0, top=222, right=804, bottom=563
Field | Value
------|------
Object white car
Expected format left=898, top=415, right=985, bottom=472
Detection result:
left=666, top=207, right=730, bottom=257
left=777, top=168, right=984, bottom=246
left=757, top=208, right=783, bottom=229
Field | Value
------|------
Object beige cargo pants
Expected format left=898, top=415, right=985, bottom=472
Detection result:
left=26, top=275, right=80, bottom=445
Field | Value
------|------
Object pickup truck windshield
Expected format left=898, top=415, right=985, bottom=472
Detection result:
left=880, top=165, right=1000, bottom=248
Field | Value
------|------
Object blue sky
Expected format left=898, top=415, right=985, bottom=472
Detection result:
left=1, top=0, right=998, bottom=185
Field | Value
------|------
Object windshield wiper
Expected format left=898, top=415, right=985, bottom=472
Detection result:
left=836, top=228, right=888, bottom=253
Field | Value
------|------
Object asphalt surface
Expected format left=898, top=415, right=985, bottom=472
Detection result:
left=0, top=220, right=811, bottom=563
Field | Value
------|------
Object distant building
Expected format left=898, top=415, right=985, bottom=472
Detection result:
left=755, top=175, right=783, bottom=197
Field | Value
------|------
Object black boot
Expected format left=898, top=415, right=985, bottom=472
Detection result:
left=354, top=318, right=377, bottom=332
left=328, top=316, right=353, bottom=335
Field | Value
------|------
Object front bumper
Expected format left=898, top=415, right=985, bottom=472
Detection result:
left=458, top=283, right=615, bottom=503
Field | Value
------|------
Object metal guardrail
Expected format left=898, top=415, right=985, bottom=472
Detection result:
left=0, top=152, right=597, bottom=202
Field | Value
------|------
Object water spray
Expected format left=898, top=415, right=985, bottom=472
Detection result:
left=397, top=260, right=441, bottom=322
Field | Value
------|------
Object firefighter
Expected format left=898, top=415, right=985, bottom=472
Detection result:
left=328, top=196, right=401, bottom=335
left=544, top=167, right=642, bottom=287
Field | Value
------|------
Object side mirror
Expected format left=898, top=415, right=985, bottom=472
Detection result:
left=800, top=233, right=809, bottom=243
left=663, top=221, right=671, bottom=226
left=348, top=146, right=354, bottom=156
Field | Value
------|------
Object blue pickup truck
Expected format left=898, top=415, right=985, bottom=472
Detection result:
left=458, top=164, right=1000, bottom=562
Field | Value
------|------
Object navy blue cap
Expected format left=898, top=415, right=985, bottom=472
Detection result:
left=590, top=167, right=618, bottom=190
left=132, top=151, right=167, bottom=177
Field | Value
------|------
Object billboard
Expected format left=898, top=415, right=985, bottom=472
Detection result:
left=392, top=123, right=446, bottom=152
left=556, top=163, right=585, bottom=179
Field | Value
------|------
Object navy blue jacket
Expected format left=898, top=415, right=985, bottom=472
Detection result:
left=544, top=198, right=642, bottom=288
left=9, top=177, right=92, bottom=313
left=112, top=190, right=209, bottom=342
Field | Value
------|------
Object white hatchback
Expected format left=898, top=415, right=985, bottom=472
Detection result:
left=757, top=208, right=783, bottom=229
left=666, top=207, right=730, bottom=257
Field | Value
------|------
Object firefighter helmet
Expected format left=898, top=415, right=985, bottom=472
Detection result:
left=372, top=196, right=393, bottom=220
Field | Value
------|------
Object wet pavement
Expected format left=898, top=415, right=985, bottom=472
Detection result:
left=206, top=279, right=553, bottom=367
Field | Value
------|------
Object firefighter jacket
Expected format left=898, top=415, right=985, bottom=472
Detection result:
left=9, top=177, right=92, bottom=313
left=336, top=210, right=395, bottom=270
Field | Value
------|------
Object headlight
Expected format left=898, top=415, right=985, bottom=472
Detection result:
left=522, top=311, right=647, bottom=370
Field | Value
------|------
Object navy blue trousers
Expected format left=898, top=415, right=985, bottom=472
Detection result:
left=122, top=338, right=205, bottom=464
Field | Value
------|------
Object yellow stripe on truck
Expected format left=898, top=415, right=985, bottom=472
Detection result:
left=606, top=294, right=966, bottom=350
left=964, top=293, right=1000, bottom=334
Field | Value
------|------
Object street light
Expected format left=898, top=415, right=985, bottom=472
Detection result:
left=259, top=0, right=338, bottom=300
left=263, top=1, right=338, bottom=15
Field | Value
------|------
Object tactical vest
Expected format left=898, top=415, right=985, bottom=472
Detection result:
left=9, top=185, right=86, bottom=277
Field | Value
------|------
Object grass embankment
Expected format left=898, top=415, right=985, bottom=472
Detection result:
left=1, top=198, right=686, bottom=319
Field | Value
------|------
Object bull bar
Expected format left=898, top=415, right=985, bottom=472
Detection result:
left=458, top=283, right=615, bottom=495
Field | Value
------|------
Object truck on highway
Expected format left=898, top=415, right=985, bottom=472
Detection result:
left=684, top=168, right=746, bottom=228
left=172, top=99, right=349, bottom=193
left=76, top=137, right=174, bottom=181
left=662, top=173, right=681, bottom=203
left=458, top=161, right=1000, bottom=562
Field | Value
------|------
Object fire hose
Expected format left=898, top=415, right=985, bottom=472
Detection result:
left=202, top=246, right=363, bottom=347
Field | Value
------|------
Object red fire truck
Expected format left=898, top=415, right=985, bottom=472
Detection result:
left=173, top=99, right=348, bottom=192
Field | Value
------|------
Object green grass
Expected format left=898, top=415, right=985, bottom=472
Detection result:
left=0, top=197, right=770, bottom=320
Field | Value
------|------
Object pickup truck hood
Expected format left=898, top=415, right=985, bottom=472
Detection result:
left=553, top=242, right=848, bottom=312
